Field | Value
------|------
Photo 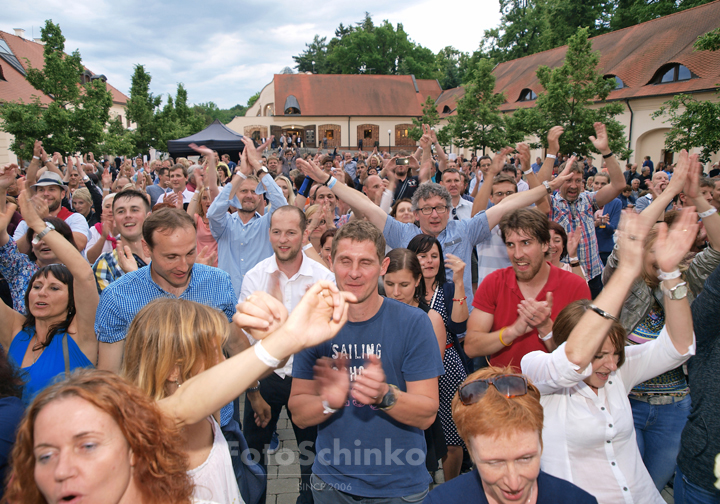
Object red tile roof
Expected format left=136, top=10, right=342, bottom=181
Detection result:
left=439, top=0, right=720, bottom=115
left=0, top=30, right=128, bottom=106
left=273, top=73, right=442, bottom=117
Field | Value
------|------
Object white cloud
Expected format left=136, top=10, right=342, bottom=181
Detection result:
left=3, top=0, right=501, bottom=109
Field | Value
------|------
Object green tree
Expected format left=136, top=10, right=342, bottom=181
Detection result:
left=408, top=96, right=441, bottom=141
left=293, top=35, right=329, bottom=73
left=443, top=59, right=510, bottom=154
left=510, top=28, right=628, bottom=158
left=610, top=0, right=713, bottom=31
left=100, top=116, right=135, bottom=157
left=652, top=95, right=720, bottom=164
left=695, top=27, right=720, bottom=52
left=125, top=64, right=162, bottom=155
left=155, top=83, right=205, bottom=150
left=482, top=0, right=550, bottom=63
left=247, top=92, right=261, bottom=108
left=193, top=102, right=248, bottom=125
left=0, top=20, right=113, bottom=159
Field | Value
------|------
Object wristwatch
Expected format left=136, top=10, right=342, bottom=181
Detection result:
left=32, top=223, right=56, bottom=245
left=542, top=180, right=553, bottom=194
left=662, top=281, right=688, bottom=301
left=378, top=384, right=399, bottom=411
left=256, top=166, right=269, bottom=177
left=247, top=381, right=260, bottom=393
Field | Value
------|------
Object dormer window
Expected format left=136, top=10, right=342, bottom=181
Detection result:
left=653, top=64, right=695, bottom=84
left=518, top=88, right=537, bottom=102
left=605, top=75, right=626, bottom=89
left=284, top=95, right=301, bottom=115
left=442, top=105, right=452, bottom=114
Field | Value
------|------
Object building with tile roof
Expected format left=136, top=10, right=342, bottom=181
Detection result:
left=227, top=73, right=442, bottom=151
left=231, top=0, right=719, bottom=166
left=0, top=28, right=130, bottom=164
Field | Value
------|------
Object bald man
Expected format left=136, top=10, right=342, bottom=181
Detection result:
left=635, top=171, right=672, bottom=213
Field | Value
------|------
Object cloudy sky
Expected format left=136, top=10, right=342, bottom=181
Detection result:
left=5, top=1, right=500, bottom=109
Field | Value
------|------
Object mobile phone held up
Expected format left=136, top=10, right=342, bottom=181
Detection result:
left=396, top=158, right=410, bottom=165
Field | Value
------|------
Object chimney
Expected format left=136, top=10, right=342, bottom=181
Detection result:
left=13, top=28, right=25, bottom=39
left=34, top=38, right=45, bottom=45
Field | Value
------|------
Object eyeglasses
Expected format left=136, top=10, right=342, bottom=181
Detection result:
left=458, top=374, right=531, bottom=405
left=418, top=205, right=448, bottom=215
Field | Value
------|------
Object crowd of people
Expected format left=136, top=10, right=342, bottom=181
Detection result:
left=1, top=122, right=719, bottom=504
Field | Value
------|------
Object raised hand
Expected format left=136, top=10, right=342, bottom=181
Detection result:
left=655, top=206, right=699, bottom=273
left=352, top=354, right=388, bottom=405
left=682, top=153, right=702, bottom=200
left=33, top=140, right=43, bottom=160
left=233, top=291, right=289, bottom=341
left=195, top=245, right=217, bottom=267
left=116, top=243, right=139, bottom=274
left=445, top=253, right=466, bottom=285
left=567, top=226, right=582, bottom=257
left=516, top=142, right=531, bottom=172
left=419, top=124, right=432, bottom=151
left=547, top=126, right=564, bottom=154
left=314, top=356, right=350, bottom=409
left=548, top=156, right=577, bottom=191
left=665, top=150, right=690, bottom=197
left=189, top=143, right=214, bottom=159
left=589, top=122, right=610, bottom=155
left=615, top=211, right=651, bottom=276
left=490, top=146, right=514, bottom=178
left=18, top=184, right=46, bottom=231
left=101, top=168, right=112, bottom=189
left=0, top=163, right=18, bottom=190
left=296, top=158, right=329, bottom=183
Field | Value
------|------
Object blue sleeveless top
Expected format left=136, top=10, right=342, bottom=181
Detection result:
left=8, top=328, right=94, bottom=406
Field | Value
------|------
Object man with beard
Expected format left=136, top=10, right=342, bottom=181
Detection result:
left=390, top=151, right=420, bottom=203
left=538, top=123, right=625, bottom=298
left=464, top=208, right=590, bottom=369
left=206, top=138, right=288, bottom=296
left=239, top=205, right=334, bottom=504
left=13, top=171, right=90, bottom=251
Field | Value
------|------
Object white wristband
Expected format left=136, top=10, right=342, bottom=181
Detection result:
left=235, top=170, right=247, bottom=179
left=322, top=400, right=337, bottom=415
left=539, top=330, right=554, bottom=342
left=254, top=341, right=282, bottom=368
left=327, top=176, right=338, bottom=189
left=546, top=154, right=557, bottom=159
left=523, top=168, right=533, bottom=175
left=699, top=207, right=717, bottom=219
left=657, top=268, right=681, bottom=281
left=33, top=156, right=40, bottom=160
left=568, top=256, right=579, bottom=262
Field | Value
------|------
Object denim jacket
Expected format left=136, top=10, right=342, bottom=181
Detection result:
left=602, top=244, right=720, bottom=333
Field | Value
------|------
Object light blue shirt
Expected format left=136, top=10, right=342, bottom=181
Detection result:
left=383, top=211, right=491, bottom=305
left=207, top=175, right=288, bottom=296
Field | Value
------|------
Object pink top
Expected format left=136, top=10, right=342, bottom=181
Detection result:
left=195, top=214, right=218, bottom=267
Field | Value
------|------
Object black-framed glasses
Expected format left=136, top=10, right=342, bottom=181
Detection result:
left=458, top=374, right=530, bottom=405
left=418, top=205, right=448, bottom=215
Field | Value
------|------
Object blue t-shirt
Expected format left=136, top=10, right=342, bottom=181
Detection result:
left=423, top=469, right=598, bottom=503
left=0, top=396, right=24, bottom=487
left=293, top=298, right=445, bottom=498
left=595, top=198, right=622, bottom=254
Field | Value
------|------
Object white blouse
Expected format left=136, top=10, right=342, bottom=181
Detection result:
left=187, top=417, right=244, bottom=504
left=521, top=326, right=694, bottom=504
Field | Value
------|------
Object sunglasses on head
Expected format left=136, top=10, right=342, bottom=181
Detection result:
left=458, top=374, right=531, bottom=405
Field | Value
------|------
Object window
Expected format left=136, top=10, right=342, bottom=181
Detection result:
left=284, top=95, right=301, bottom=115
left=0, top=39, right=25, bottom=76
left=605, top=75, right=626, bottom=89
left=442, top=105, right=452, bottom=114
left=325, top=130, right=334, bottom=140
left=364, top=129, right=373, bottom=139
left=518, top=88, right=537, bottom=102
left=653, top=64, right=694, bottom=84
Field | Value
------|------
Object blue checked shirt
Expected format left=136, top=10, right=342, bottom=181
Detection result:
left=95, top=263, right=237, bottom=426
left=551, top=191, right=603, bottom=281
left=383, top=211, right=491, bottom=306
left=207, top=174, right=287, bottom=296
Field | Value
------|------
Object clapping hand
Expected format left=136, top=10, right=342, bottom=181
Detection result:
left=518, top=293, right=553, bottom=331
left=314, top=356, right=350, bottom=410
left=195, top=245, right=217, bottom=267
left=655, top=207, right=699, bottom=274
left=589, top=122, right=610, bottom=155
left=116, top=241, right=139, bottom=274
left=445, top=253, right=465, bottom=285
left=352, top=354, right=387, bottom=405
left=233, top=291, right=289, bottom=342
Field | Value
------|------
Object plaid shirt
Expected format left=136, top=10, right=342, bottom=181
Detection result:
left=551, top=191, right=604, bottom=280
left=92, top=249, right=148, bottom=294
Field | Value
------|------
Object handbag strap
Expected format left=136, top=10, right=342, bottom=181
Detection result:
left=62, top=334, right=70, bottom=377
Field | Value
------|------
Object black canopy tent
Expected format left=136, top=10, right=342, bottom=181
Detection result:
left=167, top=120, right=245, bottom=162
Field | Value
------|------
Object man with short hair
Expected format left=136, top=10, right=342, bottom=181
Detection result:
left=440, top=168, right=472, bottom=220
left=342, top=152, right=357, bottom=179
left=146, top=166, right=170, bottom=207
left=363, top=175, right=385, bottom=206
left=642, top=155, right=654, bottom=173
left=241, top=206, right=334, bottom=504
left=465, top=208, right=591, bottom=368
left=289, top=220, right=444, bottom=503
left=267, top=155, right=281, bottom=176
left=634, top=171, right=671, bottom=214
left=155, top=164, right=194, bottom=206
left=281, top=148, right=298, bottom=176
left=205, top=140, right=288, bottom=296
left=390, top=151, right=420, bottom=203
left=538, top=123, right=625, bottom=298
left=468, top=156, right=492, bottom=196
left=95, top=208, right=243, bottom=374
left=591, top=173, right=622, bottom=265
left=92, top=189, right=152, bottom=293
left=631, top=177, right=641, bottom=199
left=221, top=153, right=237, bottom=172
left=531, top=156, right=543, bottom=173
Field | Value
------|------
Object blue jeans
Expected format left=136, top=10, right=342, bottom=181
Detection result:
left=630, top=395, right=692, bottom=491
left=674, top=466, right=720, bottom=504
left=310, top=474, right=428, bottom=504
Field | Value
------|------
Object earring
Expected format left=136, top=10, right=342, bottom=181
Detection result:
left=175, top=380, right=181, bottom=388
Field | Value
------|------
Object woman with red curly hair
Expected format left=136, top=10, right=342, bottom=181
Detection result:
left=4, top=369, right=195, bottom=504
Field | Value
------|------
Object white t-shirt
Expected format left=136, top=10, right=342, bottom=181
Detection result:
left=156, top=188, right=195, bottom=205
left=13, top=211, right=90, bottom=242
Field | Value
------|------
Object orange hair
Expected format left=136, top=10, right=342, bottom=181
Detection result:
left=452, top=366, right=544, bottom=449
left=4, top=369, right=193, bottom=504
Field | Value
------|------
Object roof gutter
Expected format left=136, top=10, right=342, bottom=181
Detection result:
left=624, top=98, right=634, bottom=154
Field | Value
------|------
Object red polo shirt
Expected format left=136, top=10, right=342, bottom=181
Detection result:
left=472, top=263, right=591, bottom=369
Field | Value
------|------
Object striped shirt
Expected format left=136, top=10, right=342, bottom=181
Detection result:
left=551, top=191, right=604, bottom=281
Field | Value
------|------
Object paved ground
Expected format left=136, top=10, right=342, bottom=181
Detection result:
left=239, top=394, right=675, bottom=504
